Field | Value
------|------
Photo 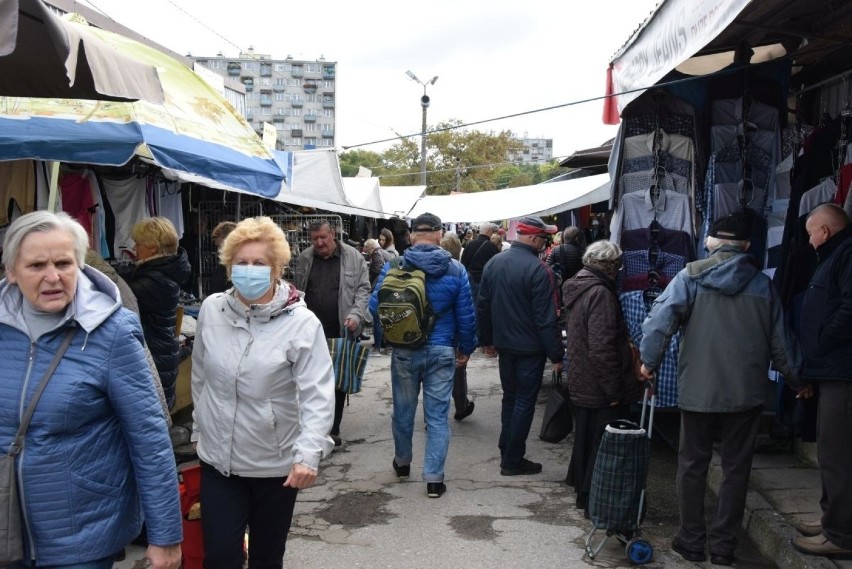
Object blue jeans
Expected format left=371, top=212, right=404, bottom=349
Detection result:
left=390, top=345, right=455, bottom=482
left=497, top=352, right=546, bottom=469
left=8, top=558, right=114, bottom=569
left=373, top=319, right=384, bottom=349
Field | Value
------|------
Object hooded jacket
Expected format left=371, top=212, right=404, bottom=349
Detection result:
left=641, top=246, right=802, bottom=412
left=125, top=248, right=192, bottom=398
left=799, top=225, right=852, bottom=381
left=191, top=282, right=335, bottom=476
left=368, top=243, right=477, bottom=354
left=0, top=267, right=181, bottom=565
left=477, top=241, right=564, bottom=363
left=563, top=267, right=642, bottom=408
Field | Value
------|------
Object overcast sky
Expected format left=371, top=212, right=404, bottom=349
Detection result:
left=81, top=0, right=660, bottom=159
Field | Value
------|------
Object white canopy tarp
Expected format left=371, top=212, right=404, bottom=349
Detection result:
left=378, top=185, right=426, bottom=219
left=406, top=174, right=610, bottom=223
left=608, top=0, right=753, bottom=114
left=342, top=177, right=383, bottom=212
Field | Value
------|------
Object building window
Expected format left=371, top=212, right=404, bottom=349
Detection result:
left=275, top=93, right=284, bottom=101
left=260, top=78, right=270, bottom=86
left=323, top=109, right=333, bottom=118
left=305, top=123, right=316, bottom=131
left=323, top=80, right=334, bottom=89
left=305, top=94, right=317, bottom=103
left=305, top=63, right=320, bottom=73
left=292, top=137, right=302, bottom=146
left=291, top=108, right=301, bottom=117
left=275, top=78, right=286, bottom=86
left=305, top=137, right=317, bottom=146
left=262, top=107, right=271, bottom=115
left=321, top=123, right=333, bottom=132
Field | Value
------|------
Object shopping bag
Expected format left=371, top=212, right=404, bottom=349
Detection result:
left=327, top=329, right=369, bottom=394
left=0, top=454, right=23, bottom=565
left=539, top=371, right=573, bottom=443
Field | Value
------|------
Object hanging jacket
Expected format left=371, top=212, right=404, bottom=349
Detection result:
left=0, top=267, right=182, bottom=565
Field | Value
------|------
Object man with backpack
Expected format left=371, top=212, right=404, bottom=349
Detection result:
left=368, top=212, right=477, bottom=499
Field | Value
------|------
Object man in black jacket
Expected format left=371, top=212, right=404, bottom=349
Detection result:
left=546, top=226, right=584, bottom=283
left=460, top=223, right=499, bottom=304
left=478, top=216, right=564, bottom=476
left=793, top=203, right=852, bottom=559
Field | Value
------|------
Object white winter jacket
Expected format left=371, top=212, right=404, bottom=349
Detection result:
left=191, top=282, right=335, bottom=476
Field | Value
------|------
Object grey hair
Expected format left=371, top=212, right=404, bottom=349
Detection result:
left=363, top=238, right=380, bottom=253
left=563, top=226, right=581, bottom=242
left=704, top=235, right=748, bottom=253
left=582, top=240, right=622, bottom=266
left=2, top=211, right=89, bottom=268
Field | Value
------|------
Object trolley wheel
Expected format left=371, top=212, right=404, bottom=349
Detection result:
left=626, top=538, right=653, bottom=565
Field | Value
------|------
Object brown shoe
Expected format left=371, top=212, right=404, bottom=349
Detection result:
left=791, top=535, right=852, bottom=559
left=795, top=519, right=822, bottom=537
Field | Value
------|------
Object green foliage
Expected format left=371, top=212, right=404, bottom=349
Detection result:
left=341, top=123, right=568, bottom=193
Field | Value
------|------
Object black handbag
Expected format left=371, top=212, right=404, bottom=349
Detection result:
left=539, top=370, right=573, bottom=443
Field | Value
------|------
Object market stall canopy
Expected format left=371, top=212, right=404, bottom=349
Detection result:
left=0, top=0, right=164, bottom=103
left=378, top=185, right=426, bottom=219
left=0, top=16, right=284, bottom=198
left=605, top=0, right=852, bottom=121
left=266, top=150, right=389, bottom=217
left=342, top=177, right=383, bottom=212
left=406, top=173, right=610, bottom=223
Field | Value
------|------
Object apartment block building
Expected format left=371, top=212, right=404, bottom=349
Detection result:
left=192, top=50, right=336, bottom=151
left=508, top=137, right=554, bottom=164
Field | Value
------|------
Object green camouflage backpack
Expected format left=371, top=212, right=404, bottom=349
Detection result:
left=377, top=258, right=435, bottom=348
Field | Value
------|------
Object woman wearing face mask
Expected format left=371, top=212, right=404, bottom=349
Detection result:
left=190, top=216, right=335, bottom=568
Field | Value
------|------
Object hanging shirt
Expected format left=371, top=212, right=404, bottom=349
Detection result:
left=620, top=226, right=695, bottom=262
left=624, top=130, right=694, bottom=162
left=622, top=250, right=686, bottom=279
left=620, top=290, right=680, bottom=408
left=625, top=113, right=695, bottom=138
left=623, top=152, right=692, bottom=182
left=59, top=173, right=96, bottom=242
left=102, top=176, right=149, bottom=258
left=0, top=160, right=36, bottom=225
left=619, top=170, right=689, bottom=196
left=798, top=178, right=837, bottom=217
left=616, top=188, right=693, bottom=236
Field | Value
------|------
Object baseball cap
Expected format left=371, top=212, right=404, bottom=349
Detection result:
left=411, top=212, right=443, bottom=232
left=516, top=216, right=558, bottom=236
left=709, top=212, right=750, bottom=240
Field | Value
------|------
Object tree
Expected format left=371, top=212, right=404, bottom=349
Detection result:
left=338, top=149, right=384, bottom=177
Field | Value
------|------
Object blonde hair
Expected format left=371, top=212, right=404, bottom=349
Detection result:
left=131, top=217, right=179, bottom=255
left=490, top=233, right=503, bottom=252
left=220, top=216, right=291, bottom=278
left=440, top=232, right=462, bottom=259
left=364, top=238, right=380, bottom=253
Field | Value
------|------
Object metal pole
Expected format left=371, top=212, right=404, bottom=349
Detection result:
left=420, top=84, right=428, bottom=186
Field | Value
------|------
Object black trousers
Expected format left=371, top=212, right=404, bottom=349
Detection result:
left=200, top=461, right=298, bottom=569
left=817, top=381, right=852, bottom=549
left=452, top=365, right=469, bottom=416
left=331, top=389, right=346, bottom=436
left=676, top=406, right=762, bottom=556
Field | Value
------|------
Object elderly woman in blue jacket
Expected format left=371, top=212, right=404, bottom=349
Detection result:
left=0, top=211, right=182, bottom=569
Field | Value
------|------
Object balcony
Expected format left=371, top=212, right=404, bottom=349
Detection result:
left=303, top=114, right=317, bottom=122
left=303, top=82, right=317, bottom=94
left=243, top=83, right=253, bottom=92
left=291, top=100, right=303, bottom=108
left=291, top=129, right=303, bottom=137
left=260, top=66, right=273, bottom=77
left=322, top=130, right=334, bottom=138
left=291, top=68, right=304, bottom=78
left=323, top=67, right=335, bottom=79
left=322, top=99, right=335, bottom=109
left=272, top=86, right=286, bottom=93
left=260, top=98, right=272, bottom=107
left=272, top=115, right=285, bottom=123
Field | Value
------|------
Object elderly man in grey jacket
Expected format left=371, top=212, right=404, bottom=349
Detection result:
left=639, top=212, right=809, bottom=566
left=294, top=220, right=371, bottom=447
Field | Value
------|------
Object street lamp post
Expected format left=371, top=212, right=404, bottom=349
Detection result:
left=406, top=70, right=438, bottom=186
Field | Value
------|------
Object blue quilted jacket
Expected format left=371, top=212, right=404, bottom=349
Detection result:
left=369, top=243, right=477, bottom=354
left=0, top=267, right=182, bottom=565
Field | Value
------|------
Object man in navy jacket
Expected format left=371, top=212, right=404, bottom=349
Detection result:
left=793, top=203, right=852, bottom=559
left=477, top=216, right=564, bottom=476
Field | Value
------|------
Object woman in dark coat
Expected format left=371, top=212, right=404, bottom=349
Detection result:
left=562, top=240, right=643, bottom=515
left=126, top=217, right=192, bottom=409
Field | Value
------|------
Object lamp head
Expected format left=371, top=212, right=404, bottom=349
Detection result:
left=429, top=76, right=439, bottom=85
left=405, top=70, right=419, bottom=82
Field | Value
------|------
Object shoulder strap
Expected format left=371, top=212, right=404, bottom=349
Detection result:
left=9, top=327, right=76, bottom=457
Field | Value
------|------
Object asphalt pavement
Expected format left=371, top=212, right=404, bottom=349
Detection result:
left=116, top=348, right=848, bottom=569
